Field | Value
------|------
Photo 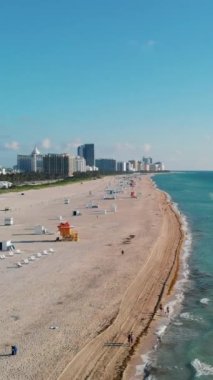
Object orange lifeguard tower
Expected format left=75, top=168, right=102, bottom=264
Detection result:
left=57, top=222, right=78, bottom=241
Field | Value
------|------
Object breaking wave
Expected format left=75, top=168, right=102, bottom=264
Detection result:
left=180, top=312, right=202, bottom=322
left=191, top=358, right=213, bottom=377
left=200, top=298, right=210, bottom=305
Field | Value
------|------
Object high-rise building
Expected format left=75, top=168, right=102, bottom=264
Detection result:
left=43, top=154, right=75, bottom=177
left=77, top=144, right=95, bottom=167
left=142, top=156, right=152, bottom=165
left=17, top=146, right=43, bottom=173
left=117, top=161, right=127, bottom=172
left=75, top=156, right=86, bottom=172
left=137, top=161, right=143, bottom=171
left=129, top=160, right=139, bottom=171
left=77, top=145, right=84, bottom=158
left=31, top=146, right=43, bottom=172
left=150, top=162, right=165, bottom=171
left=126, top=162, right=134, bottom=172
left=95, top=158, right=116, bottom=172
left=17, top=155, right=32, bottom=173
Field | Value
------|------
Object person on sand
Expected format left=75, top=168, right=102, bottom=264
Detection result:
left=121, top=250, right=124, bottom=255
left=143, top=362, right=151, bottom=379
left=127, top=332, right=134, bottom=345
left=159, top=303, right=163, bottom=311
left=11, top=345, right=17, bottom=356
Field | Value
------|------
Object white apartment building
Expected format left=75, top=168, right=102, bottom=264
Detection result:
left=117, top=161, right=127, bottom=172
left=150, top=162, right=165, bottom=171
left=75, top=156, right=86, bottom=172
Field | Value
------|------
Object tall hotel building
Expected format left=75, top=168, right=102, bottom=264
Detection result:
left=17, top=146, right=43, bottom=173
left=95, top=158, right=116, bottom=172
left=43, top=153, right=75, bottom=177
left=77, top=144, right=95, bottom=167
left=117, top=161, right=127, bottom=172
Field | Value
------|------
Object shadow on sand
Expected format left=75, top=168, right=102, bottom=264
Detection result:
left=12, top=240, right=56, bottom=244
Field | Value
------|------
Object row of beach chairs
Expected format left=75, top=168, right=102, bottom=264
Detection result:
left=0, top=249, right=22, bottom=260
left=16, top=248, right=55, bottom=268
left=0, top=248, right=55, bottom=267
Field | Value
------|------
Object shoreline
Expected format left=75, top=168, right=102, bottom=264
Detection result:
left=57, top=184, right=184, bottom=380
left=123, top=189, right=187, bottom=380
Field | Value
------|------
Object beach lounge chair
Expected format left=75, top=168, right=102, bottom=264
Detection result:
left=29, top=255, right=36, bottom=261
left=8, top=252, right=14, bottom=257
left=16, top=262, right=22, bottom=268
left=36, top=252, right=42, bottom=258
left=42, top=250, right=48, bottom=255
left=23, top=259, right=29, bottom=264
left=49, top=248, right=54, bottom=253
left=0, top=255, right=6, bottom=259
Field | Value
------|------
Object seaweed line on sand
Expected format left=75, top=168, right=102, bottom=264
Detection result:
left=113, top=198, right=184, bottom=380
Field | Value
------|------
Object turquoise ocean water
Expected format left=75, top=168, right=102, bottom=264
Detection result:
left=135, top=171, right=213, bottom=380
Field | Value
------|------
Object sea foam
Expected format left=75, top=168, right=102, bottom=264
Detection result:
left=164, top=195, right=192, bottom=316
left=191, top=358, right=213, bottom=377
left=134, top=183, right=193, bottom=379
left=180, top=312, right=202, bottom=322
left=135, top=352, right=152, bottom=377
left=156, top=324, right=167, bottom=337
left=200, top=298, right=210, bottom=304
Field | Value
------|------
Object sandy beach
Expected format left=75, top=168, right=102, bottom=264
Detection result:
left=0, top=175, right=183, bottom=380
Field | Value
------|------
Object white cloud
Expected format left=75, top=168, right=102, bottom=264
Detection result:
left=63, top=139, right=82, bottom=150
left=204, top=133, right=213, bottom=142
left=96, top=142, right=137, bottom=161
left=175, top=149, right=183, bottom=157
left=41, top=138, right=52, bottom=149
left=4, top=141, right=20, bottom=151
left=113, top=142, right=136, bottom=159
left=143, top=143, right=152, bottom=153
left=129, top=39, right=157, bottom=51
left=71, top=139, right=82, bottom=148
left=146, top=39, right=157, bottom=47
left=114, top=142, right=135, bottom=152
left=128, top=39, right=140, bottom=47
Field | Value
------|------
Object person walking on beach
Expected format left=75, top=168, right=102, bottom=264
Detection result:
left=127, top=332, right=134, bottom=345
left=11, top=345, right=17, bottom=356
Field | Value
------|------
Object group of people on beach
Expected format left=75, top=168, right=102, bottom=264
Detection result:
left=159, top=303, right=170, bottom=315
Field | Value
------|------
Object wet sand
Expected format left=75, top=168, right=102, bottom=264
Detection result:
left=0, top=175, right=183, bottom=380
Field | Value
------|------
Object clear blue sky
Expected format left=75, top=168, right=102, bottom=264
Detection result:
left=0, top=0, right=213, bottom=170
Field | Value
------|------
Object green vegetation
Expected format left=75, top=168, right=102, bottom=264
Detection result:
left=0, top=171, right=102, bottom=193
left=0, top=170, right=169, bottom=194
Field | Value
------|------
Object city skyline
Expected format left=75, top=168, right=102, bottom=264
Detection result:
left=15, top=143, right=164, bottom=174
left=0, top=1, right=213, bottom=170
